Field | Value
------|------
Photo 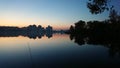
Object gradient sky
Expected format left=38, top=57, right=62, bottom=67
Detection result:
left=0, top=0, right=120, bottom=30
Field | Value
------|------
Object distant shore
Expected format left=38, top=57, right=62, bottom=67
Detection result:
left=0, top=25, right=68, bottom=39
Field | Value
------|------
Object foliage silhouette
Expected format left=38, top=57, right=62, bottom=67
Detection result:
left=87, top=0, right=112, bottom=14
left=69, top=11, right=120, bottom=58
left=0, top=25, right=53, bottom=39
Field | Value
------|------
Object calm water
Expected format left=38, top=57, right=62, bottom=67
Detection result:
left=0, top=34, right=120, bottom=68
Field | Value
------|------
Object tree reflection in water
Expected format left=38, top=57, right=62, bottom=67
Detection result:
left=69, top=33, right=120, bottom=58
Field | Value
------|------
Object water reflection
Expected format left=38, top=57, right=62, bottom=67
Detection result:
left=0, top=34, right=120, bottom=68
left=0, top=32, right=53, bottom=39
left=70, top=34, right=120, bottom=58
left=1, top=32, right=120, bottom=58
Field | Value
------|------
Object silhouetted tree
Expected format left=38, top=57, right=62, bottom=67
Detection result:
left=69, top=25, right=74, bottom=33
left=87, top=0, right=111, bottom=14
left=75, top=20, right=86, bottom=34
left=109, top=9, right=119, bottom=23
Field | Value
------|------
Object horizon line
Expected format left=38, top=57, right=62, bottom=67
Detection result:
left=0, top=25, right=69, bottom=30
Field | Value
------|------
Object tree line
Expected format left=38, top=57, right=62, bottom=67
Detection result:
left=68, top=9, right=120, bottom=58
left=69, top=9, right=120, bottom=36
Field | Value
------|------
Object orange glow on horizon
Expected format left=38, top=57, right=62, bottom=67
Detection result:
left=0, top=12, right=70, bottom=30
left=0, top=13, right=70, bottom=30
left=0, top=23, right=69, bottom=30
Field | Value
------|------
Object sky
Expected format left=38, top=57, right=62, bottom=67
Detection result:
left=0, top=0, right=120, bottom=30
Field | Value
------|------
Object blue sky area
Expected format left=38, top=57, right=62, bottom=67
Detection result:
left=0, top=0, right=119, bottom=29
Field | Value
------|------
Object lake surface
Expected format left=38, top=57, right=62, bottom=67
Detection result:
left=0, top=34, right=120, bottom=68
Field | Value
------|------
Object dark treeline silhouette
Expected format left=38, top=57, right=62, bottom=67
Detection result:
left=0, top=25, right=53, bottom=39
left=68, top=9, right=120, bottom=58
left=0, top=25, right=67, bottom=39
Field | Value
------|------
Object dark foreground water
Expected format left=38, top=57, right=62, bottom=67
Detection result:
left=0, top=34, right=120, bottom=68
